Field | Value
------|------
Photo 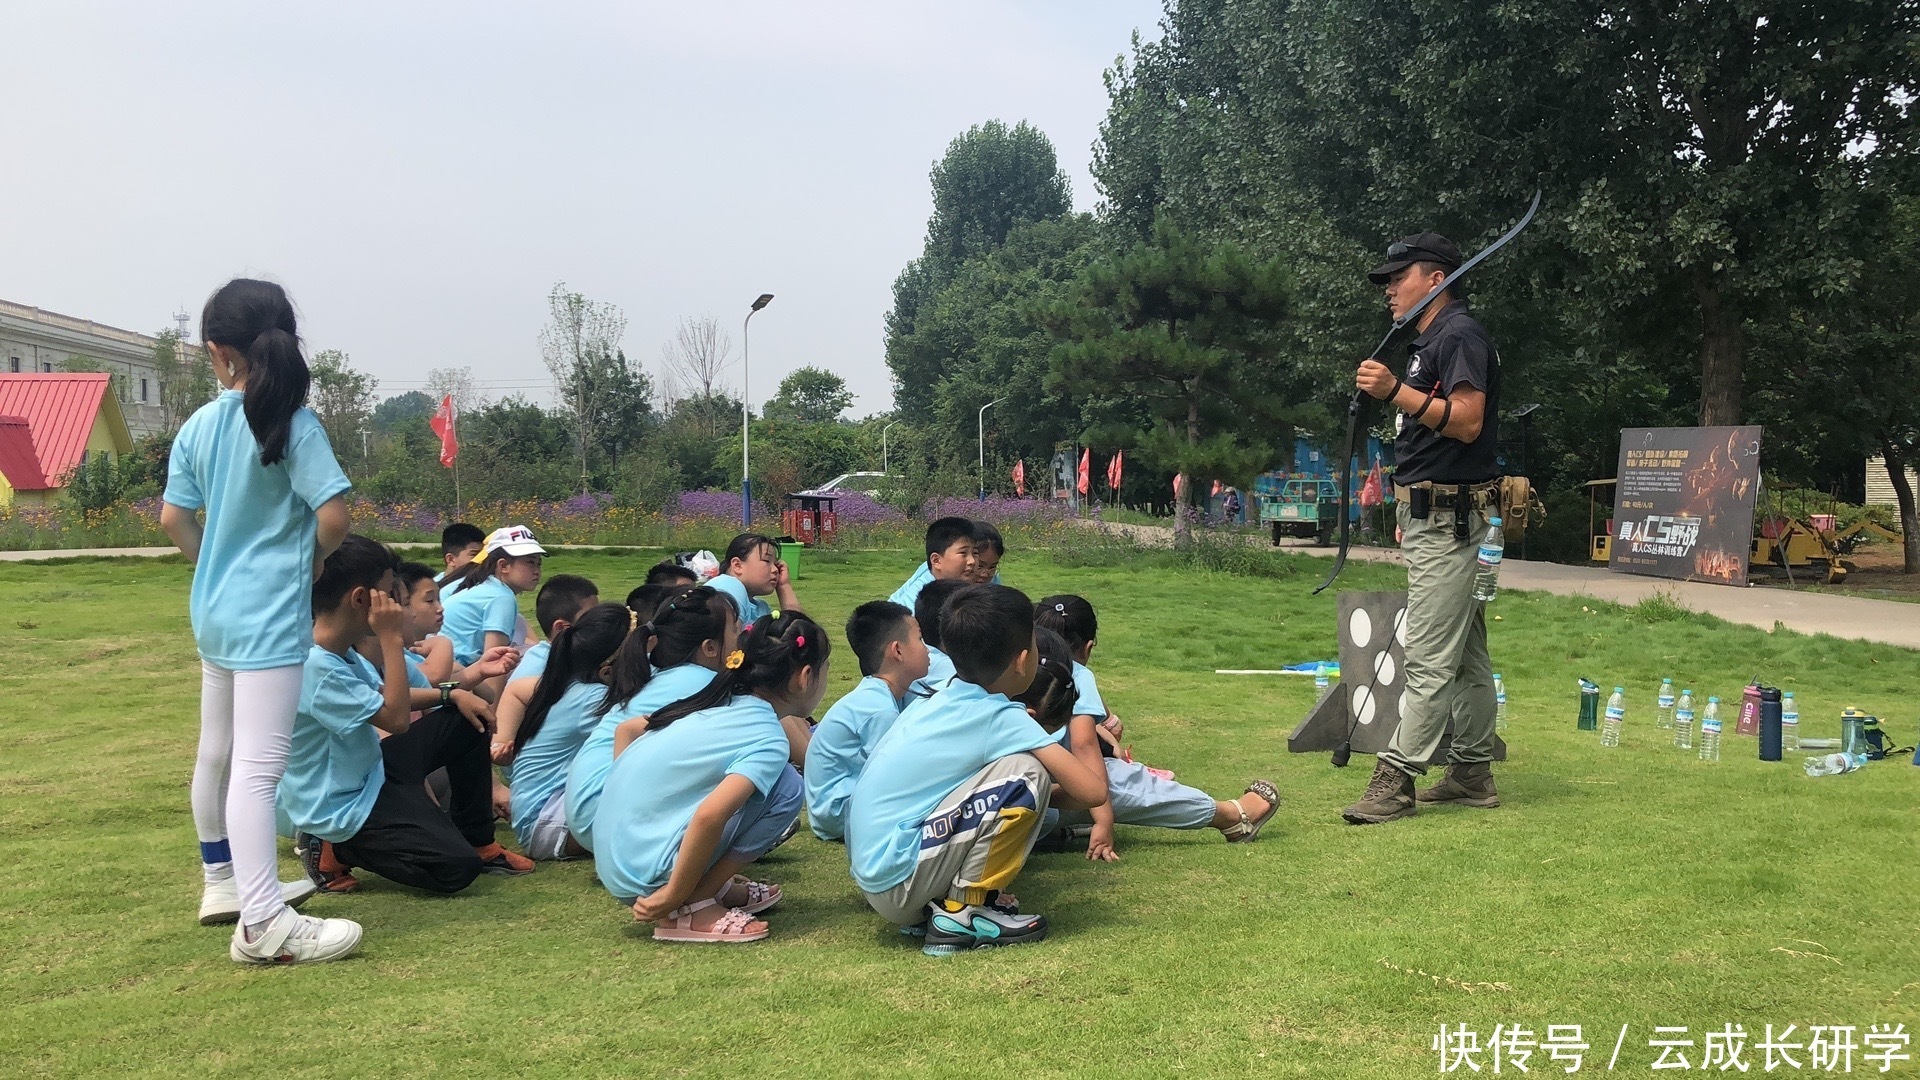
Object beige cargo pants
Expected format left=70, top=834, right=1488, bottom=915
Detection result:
left=1381, top=493, right=1499, bottom=775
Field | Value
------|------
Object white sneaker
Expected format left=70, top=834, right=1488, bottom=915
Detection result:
left=229, top=908, right=363, bottom=965
left=199, top=877, right=321, bottom=926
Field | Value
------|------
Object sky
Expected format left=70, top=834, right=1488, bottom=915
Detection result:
left=0, top=2, right=1166, bottom=417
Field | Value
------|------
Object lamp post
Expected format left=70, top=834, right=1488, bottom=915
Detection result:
left=977, top=396, right=1007, bottom=500
left=741, top=293, right=774, bottom=527
left=881, top=421, right=899, bottom=475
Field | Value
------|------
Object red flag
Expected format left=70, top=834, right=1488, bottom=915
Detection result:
left=1012, top=459, right=1026, bottom=497
left=1173, top=472, right=1186, bottom=502
left=1211, top=479, right=1223, bottom=497
left=1360, top=456, right=1385, bottom=509
left=1106, top=450, right=1123, bottom=492
left=429, top=394, right=459, bottom=467
left=1077, top=448, right=1090, bottom=496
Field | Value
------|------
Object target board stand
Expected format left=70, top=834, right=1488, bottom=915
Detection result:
left=1287, top=591, right=1507, bottom=765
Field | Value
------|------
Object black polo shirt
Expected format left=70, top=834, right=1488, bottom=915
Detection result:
left=1391, top=299, right=1500, bottom=486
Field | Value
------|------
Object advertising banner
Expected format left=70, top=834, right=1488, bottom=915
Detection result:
left=1611, top=426, right=1763, bottom=586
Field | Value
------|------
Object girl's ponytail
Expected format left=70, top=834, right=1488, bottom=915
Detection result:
left=516, top=603, right=631, bottom=753
left=200, top=279, right=310, bottom=466
left=644, top=611, right=829, bottom=733
left=594, top=585, right=737, bottom=719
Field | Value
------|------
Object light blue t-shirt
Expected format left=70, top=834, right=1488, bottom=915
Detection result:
left=278, top=645, right=386, bottom=843
left=162, top=392, right=351, bottom=671
left=516, top=640, right=552, bottom=683
left=887, top=562, right=934, bottom=610
left=1071, top=662, right=1106, bottom=718
left=564, top=663, right=719, bottom=853
left=909, top=645, right=956, bottom=698
left=402, top=649, right=432, bottom=690
left=595, top=694, right=790, bottom=900
left=804, top=676, right=905, bottom=841
left=709, top=573, right=771, bottom=627
left=846, top=678, right=1054, bottom=893
left=507, top=681, right=607, bottom=849
left=439, top=577, right=520, bottom=665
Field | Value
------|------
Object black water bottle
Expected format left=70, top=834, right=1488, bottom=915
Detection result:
left=1758, top=686, right=1783, bottom=761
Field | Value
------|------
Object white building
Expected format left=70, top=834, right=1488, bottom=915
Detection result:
left=0, top=298, right=205, bottom=439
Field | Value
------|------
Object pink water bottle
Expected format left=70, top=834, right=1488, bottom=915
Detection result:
left=1736, top=681, right=1762, bottom=737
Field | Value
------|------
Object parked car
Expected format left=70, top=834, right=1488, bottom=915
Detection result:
left=813, top=471, right=887, bottom=493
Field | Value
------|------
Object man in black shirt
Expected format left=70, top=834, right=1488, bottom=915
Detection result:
left=1342, top=232, right=1505, bottom=824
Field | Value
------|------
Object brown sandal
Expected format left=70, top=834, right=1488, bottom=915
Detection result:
left=1222, top=779, right=1281, bottom=843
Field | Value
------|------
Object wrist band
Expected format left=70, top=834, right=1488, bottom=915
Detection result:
left=1436, top=399, right=1454, bottom=435
left=1385, top=376, right=1402, bottom=402
left=1411, top=390, right=1437, bottom=421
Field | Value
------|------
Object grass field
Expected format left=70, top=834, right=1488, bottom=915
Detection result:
left=4, top=547, right=1919, bottom=1078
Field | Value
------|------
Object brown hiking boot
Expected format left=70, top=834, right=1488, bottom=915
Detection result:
left=1416, top=761, right=1501, bottom=808
left=1342, top=759, right=1416, bottom=824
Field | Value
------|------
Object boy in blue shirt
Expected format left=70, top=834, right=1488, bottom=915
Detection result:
left=514, top=574, right=601, bottom=684
left=887, top=516, right=976, bottom=610
left=805, top=601, right=929, bottom=841
left=287, top=537, right=534, bottom=903
left=908, top=578, right=967, bottom=698
left=845, top=584, right=1108, bottom=955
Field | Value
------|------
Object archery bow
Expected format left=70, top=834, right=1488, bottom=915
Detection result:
left=1312, top=189, right=1542, bottom=596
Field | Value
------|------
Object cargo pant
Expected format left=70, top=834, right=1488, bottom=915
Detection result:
left=1381, top=491, right=1499, bottom=775
left=862, top=753, right=1051, bottom=925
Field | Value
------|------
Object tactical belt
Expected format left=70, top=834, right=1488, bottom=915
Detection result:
left=1394, top=479, right=1503, bottom=538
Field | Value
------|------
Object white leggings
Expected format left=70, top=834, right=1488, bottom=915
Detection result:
left=191, top=662, right=302, bottom=927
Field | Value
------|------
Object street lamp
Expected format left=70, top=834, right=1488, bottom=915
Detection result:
left=977, top=396, right=1007, bottom=500
left=881, top=421, right=899, bottom=475
left=741, top=293, right=774, bottom=527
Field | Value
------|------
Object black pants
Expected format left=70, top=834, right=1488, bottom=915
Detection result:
left=332, top=707, right=492, bottom=894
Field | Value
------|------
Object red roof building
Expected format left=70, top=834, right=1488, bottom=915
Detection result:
left=0, top=374, right=134, bottom=506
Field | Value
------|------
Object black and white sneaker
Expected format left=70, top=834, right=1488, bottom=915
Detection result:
left=920, top=902, right=1048, bottom=956
left=901, top=892, right=1018, bottom=937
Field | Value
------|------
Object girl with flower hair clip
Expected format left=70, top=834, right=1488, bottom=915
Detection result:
left=596, top=611, right=830, bottom=943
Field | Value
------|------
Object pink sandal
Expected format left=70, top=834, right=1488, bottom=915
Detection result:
left=716, top=875, right=782, bottom=915
left=650, top=898, right=769, bottom=943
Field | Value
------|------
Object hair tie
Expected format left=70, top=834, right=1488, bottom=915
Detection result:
left=641, top=621, right=655, bottom=637
left=1054, top=602, right=1067, bottom=613
left=725, top=649, right=745, bottom=670
left=629, top=609, right=639, bottom=632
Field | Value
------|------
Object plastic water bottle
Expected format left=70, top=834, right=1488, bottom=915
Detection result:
left=1493, top=674, right=1509, bottom=733
left=1781, top=692, right=1799, bottom=751
left=1698, top=696, right=1722, bottom=762
left=1673, top=690, right=1696, bottom=750
left=1601, top=687, right=1625, bottom=747
left=1471, top=517, right=1505, bottom=602
left=1805, top=752, right=1861, bottom=776
left=1314, top=661, right=1331, bottom=702
left=1655, top=678, right=1675, bottom=730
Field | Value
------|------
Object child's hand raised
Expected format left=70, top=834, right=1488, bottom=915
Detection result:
left=474, top=645, right=519, bottom=680
left=368, top=589, right=405, bottom=638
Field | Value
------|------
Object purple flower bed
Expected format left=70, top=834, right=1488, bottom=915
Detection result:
left=923, top=496, right=1071, bottom=525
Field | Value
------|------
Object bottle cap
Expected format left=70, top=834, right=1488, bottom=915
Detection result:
left=1662, top=677, right=1673, bottom=683
left=1613, top=687, right=1624, bottom=693
left=1708, top=696, right=1720, bottom=703
left=1783, top=691, right=1794, bottom=698
left=1488, top=516, right=1503, bottom=525
left=1492, top=673, right=1502, bottom=679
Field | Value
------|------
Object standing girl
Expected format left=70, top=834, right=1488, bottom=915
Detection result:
left=564, top=585, right=738, bottom=853
left=490, top=603, right=634, bottom=860
left=599, top=612, right=828, bottom=943
left=439, top=525, right=546, bottom=668
left=160, top=278, right=362, bottom=964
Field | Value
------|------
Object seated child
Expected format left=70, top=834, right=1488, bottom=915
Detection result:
left=564, top=585, right=738, bottom=853
left=439, top=525, right=546, bottom=668
left=845, top=584, right=1108, bottom=955
left=599, top=612, right=828, bottom=944
left=908, top=578, right=968, bottom=698
left=436, top=522, right=485, bottom=585
left=515, top=574, right=601, bottom=684
left=709, top=533, right=801, bottom=626
left=645, top=560, right=699, bottom=587
left=491, top=603, right=635, bottom=860
left=887, top=516, right=975, bottom=610
left=966, top=521, right=1004, bottom=585
left=804, top=601, right=929, bottom=841
left=391, top=561, right=519, bottom=697
left=285, top=536, right=533, bottom=899
left=1034, top=594, right=1278, bottom=860
left=626, top=582, right=676, bottom=616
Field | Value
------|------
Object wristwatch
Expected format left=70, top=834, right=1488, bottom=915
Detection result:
left=437, top=681, right=459, bottom=709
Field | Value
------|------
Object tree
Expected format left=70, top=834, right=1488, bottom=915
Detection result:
left=61, top=450, right=132, bottom=512
left=372, top=391, right=435, bottom=432
left=539, top=282, right=632, bottom=491
left=763, top=367, right=853, bottom=424
left=152, top=329, right=216, bottom=432
left=658, top=316, right=734, bottom=405
left=1045, top=216, right=1305, bottom=538
left=887, top=120, right=1075, bottom=418
left=309, top=349, right=379, bottom=463
left=425, top=366, right=484, bottom=418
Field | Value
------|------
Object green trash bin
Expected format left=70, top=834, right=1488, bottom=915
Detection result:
left=777, top=537, right=803, bottom=582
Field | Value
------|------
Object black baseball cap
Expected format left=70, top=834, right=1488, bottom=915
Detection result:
left=1367, top=232, right=1462, bottom=284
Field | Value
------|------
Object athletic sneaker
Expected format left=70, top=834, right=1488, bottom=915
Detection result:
left=229, top=907, right=363, bottom=965
left=474, top=842, right=535, bottom=875
left=198, top=877, right=321, bottom=926
left=920, top=902, right=1048, bottom=956
left=295, top=833, right=361, bottom=893
left=900, top=892, right=1020, bottom=937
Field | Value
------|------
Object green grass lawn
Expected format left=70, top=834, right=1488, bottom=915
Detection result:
left=4, top=547, right=1918, bottom=1077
